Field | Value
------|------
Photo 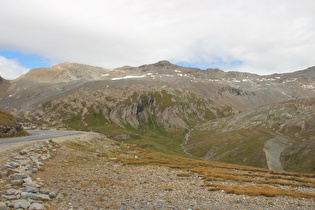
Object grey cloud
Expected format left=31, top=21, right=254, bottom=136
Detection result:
left=1, top=0, right=315, bottom=76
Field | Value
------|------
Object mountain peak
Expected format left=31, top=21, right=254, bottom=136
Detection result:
left=154, top=60, right=172, bottom=66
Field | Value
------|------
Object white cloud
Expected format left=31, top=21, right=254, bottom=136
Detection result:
left=0, top=56, right=29, bottom=80
left=0, top=0, right=315, bottom=75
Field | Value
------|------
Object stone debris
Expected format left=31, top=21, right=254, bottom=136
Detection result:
left=1, top=134, right=314, bottom=209
left=0, top=141, right=58, bottom=209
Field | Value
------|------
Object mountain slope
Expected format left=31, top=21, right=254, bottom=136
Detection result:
left=0, top=61, right=314, bottom=172
left=184, top=98, right=315, bottom=173
left=0, top=76, right=10, bottom=99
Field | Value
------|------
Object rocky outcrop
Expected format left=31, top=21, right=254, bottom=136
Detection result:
left=0, top=123, right=23, bottom=138
left=16, top=88, right=232, bottom=131
left=0, top=111, right=25, bottom=138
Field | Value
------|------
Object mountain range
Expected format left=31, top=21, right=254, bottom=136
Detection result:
left=0, top=61, right=314, bottom=173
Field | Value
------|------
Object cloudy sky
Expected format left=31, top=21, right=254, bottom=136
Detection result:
left=1, top=0, right=315, bottom=79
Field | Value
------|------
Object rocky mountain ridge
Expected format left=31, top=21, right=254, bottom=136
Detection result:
left=0, top=61, right=314, bottom=172
left=1, top=61, right=314, bottom=112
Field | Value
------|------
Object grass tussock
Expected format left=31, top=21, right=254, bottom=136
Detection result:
left=207, top=184, right=315, bottom=198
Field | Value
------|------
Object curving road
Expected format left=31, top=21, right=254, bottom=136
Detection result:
left=0, top=130, right=84, bottom=144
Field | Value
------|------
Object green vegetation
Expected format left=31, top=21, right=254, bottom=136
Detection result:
left=60, top=89, right=233, bottom=158
left=187, top=128, right=273, bottom=168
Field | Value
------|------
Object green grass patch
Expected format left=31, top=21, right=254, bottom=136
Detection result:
left=187, top=128, right=273, bottom=168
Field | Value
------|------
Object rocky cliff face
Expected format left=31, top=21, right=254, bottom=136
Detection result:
left=20, top=86, right=232, bottom=131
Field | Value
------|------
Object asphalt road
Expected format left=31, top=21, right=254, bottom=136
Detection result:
left=0, top=130, right=84, bottom=144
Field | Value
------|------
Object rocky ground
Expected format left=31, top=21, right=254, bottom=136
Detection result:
left=0, top=133, right=314, bottom=209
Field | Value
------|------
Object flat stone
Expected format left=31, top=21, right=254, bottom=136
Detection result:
left=1, top=194, right=20, bottom=200
left=8, top=199, right=30, bottom=209
left=40, top=155, right=49, bottom=160
left=40, top=189, right=50, bottom=195
left=29, top=203, right=45, bottom=210
left=13, top=155, right=28, bottom=160
left=3, top=188, right=21, bottom=195
left=11, top=179, right=24, bottom=186
left=22, top=186, right=39, bottom=193
left=10, top=173, right=28, bottom=180
left=20, top=192, right=31, bottom=200
left=30, top=193, right=51, bottom=201
left=23, top=177, right=33, bottom=184
left=16, top=159, right=30, bottom=166
left=8, top=162, right=20, bottom=168
left=26, top=166, right=38, bottom=173
left=0, top=202, right=8, bottom=210
left=2, top=164, right=11, bottom=170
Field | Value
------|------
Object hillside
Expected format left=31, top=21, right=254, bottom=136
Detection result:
left=184, top=98, right=315, bottom=173
left=0, top=76, right=10, bottom=99
left=0, top=110, right=26, bottom=138
left=0, top=61, right=314, bottom=172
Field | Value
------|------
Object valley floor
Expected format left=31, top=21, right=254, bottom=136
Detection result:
left=1, top=133, right=314, bottom=209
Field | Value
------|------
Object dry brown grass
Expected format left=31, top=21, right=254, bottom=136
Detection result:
left=116, top=145, right=315, bottom=199
left=44, top=139, right=315, bottom=200
left=0, top=110, right=15, bottom=124
left=207, top=184, right=315, bottom=198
